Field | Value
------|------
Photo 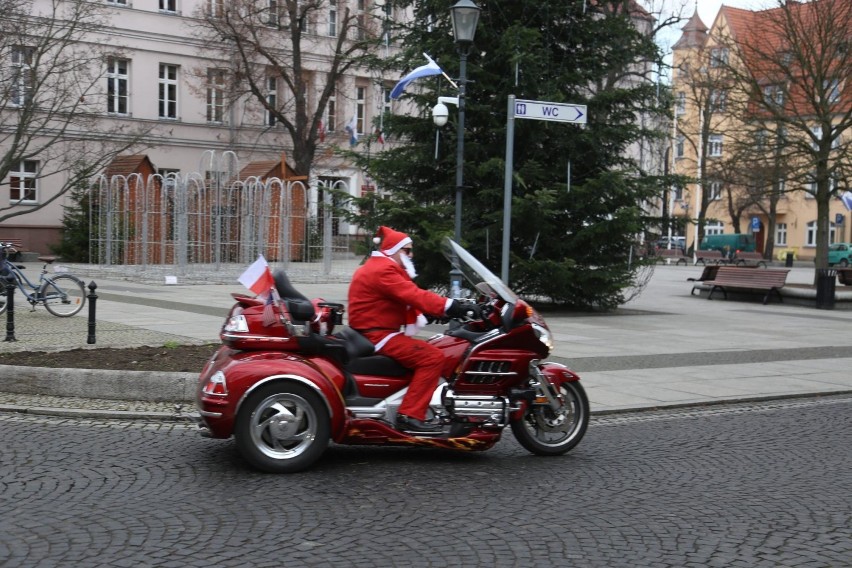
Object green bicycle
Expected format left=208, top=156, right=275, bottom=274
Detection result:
left=0, top=243, right=87, bottom=317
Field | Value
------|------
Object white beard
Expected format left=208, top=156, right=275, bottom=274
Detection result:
left=400, top=253, right=418, bottom=279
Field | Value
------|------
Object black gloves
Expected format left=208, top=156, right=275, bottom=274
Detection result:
left=446, top=300, right=483, bottom=320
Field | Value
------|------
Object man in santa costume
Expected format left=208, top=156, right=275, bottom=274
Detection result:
left=348, top=226, right=475, bottom=433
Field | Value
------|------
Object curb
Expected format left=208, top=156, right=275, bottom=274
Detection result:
left=0, top=403, right=199, bottom=421
left=0, top=365, right=197, bottom=402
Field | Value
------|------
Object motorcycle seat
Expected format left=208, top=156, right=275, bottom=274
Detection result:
left=334, top=327, right=409, bottom=377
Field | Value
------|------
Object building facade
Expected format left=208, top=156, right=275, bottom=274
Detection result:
left=1, top=0, right=404, bottom=255
left=670, top=2, right=851, bottom=261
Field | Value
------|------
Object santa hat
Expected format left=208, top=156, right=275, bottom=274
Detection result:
left=372, top=226, right=412, bottom=256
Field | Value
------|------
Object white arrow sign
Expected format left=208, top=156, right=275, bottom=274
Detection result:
left=514, top=99, right=587, bottom=124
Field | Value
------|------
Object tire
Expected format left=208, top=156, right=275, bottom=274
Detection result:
left=841, top=258, right=849, bottom=268
left=234, top=382, right=330, bottom=473
left=40, top=275, right=86, bottom=317
left=511, top=381, right=589, bottom=456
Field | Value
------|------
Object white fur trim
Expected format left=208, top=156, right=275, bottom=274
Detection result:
left=382, top=236, right=412, bottom=256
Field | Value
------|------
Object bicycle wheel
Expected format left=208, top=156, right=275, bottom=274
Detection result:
left=40, top=275, right=86, bottom=317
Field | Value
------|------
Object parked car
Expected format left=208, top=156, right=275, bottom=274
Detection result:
left=652, top=236, right=686, bottom=255
left=827, top=243, right=852, bottom=267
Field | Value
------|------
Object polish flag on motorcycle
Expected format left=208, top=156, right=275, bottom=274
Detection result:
left=239, top=255, right=275, bottom=295
left=239, top=255, right=279, bottom=326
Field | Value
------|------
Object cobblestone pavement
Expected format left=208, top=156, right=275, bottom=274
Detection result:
left=2, top=395, right=850, bottom=567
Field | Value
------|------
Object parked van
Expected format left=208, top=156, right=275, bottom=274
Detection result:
left=700, top=234, right=756, bottom=255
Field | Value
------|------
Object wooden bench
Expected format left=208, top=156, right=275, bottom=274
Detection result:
left=703, top=266, right=790, bottom=304
left=655, top=248, right=689, bottom=265
left=837, top=268, right=852, bottom=286
left=687, top=265, right=720, bottom=295
left=695, top=249, right=729, bottom=266
left=0, top=238, right=24, bottom=261
left=734, top=251, right=768, bottom=268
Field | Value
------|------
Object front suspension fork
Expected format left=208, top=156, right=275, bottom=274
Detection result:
left=528, top=362, right=563, bottom=411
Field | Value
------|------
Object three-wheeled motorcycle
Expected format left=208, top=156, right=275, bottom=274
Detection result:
left=197, top=238, right=589, bottom=472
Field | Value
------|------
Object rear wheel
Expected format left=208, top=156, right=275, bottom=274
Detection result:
left=40, top=275, right=86, bottom=317
left=511, top=381, right=589, bottom=456
left=234, top=382, right=330, bottom=473
left=840, top=258, right=849, bottom=268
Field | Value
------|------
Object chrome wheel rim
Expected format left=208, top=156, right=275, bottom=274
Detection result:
left=249, top=393, right=319, bottom=460
left=526, top=385, right=583, bottom=446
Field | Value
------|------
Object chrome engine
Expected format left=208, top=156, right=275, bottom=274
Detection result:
left=347, top=383, right=510, bottom=427
left=440, top=389, right=509, bottom=426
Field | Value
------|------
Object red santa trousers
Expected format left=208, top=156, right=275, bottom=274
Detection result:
left=365, top=331, right=444, bottom=421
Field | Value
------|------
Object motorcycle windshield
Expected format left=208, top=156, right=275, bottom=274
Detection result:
left=442, top=238, right=518, bottom=304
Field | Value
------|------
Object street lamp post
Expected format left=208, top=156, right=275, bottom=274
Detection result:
left=447, top=0, right=480, bottom=297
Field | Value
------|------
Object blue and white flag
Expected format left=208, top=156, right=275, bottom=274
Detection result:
left=344, top=116, right=358, bottom=146
left=841, top=191, right=852, bottom=212
left=390, top=54, right=444, bottom=100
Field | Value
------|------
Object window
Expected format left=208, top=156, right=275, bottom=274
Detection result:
left=754, top=129, right=768, bottom=150
left=267, top=0, right=279, bottom=26
left=328, top=0, right=337, bottom=36
left=710, top=89, right=727, bottom=112
left=10, top=46, right=35, bottom=106
left=382, top=85, right=392, bottom=116
left=9, top=161, right=38, bottom=204
left=355, top=86, right=366, bottom=134
left=107, top=57, right=129, bottom=115
left=808, top=221, right=838, bottom=245
left=776, top=223, right=787, bottom=246
left=675, top=92, right=685, bottom=115
left=705, top=221, right=724, bottom=236
left=708, top=180, right=722, bottom=201
left=159, top=0, right=176, bottom=13
left=357, top=0, right=367, bottom=40
left=206, top=68, right=226, bottom=123
left=266, top=76, right=277, bottom=126
left=823, top=79, right=842, bottom=104
left=708, top=134, right=723, bottom=157
left=810, top=125, right=822, bottom=150
left=159, top=64, right=178, bottom=119
left=207, top=0, right=224, bottom=17
left=107, top=0, right=128, bottom=5
left=327, top=86, right=336, bottom=132
left=763, top=84, right=784, bottom=106
left=675, top=136, right=685, bottom=159
left=709, top=48, right=728, bottom=68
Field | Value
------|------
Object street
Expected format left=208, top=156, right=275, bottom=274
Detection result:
left=2, top=395, right=850, bottom=567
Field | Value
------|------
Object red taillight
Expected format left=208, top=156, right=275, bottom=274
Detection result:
left=202, top=370, right=228, bottom=396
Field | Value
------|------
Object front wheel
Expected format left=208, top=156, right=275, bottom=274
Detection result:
left=511, top=381, right=589, bottom=456
left=234, top=382, right=330, bottom=473
left=840, top=258, right=850, bottom=268
left=40, top=275, right=86, bottom=317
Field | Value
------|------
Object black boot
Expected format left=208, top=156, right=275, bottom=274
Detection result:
left=396, top=414, right=442, bottom=433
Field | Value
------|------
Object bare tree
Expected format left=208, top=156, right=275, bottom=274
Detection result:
left=719, top=0, right=852, bottom=273
left=192, top=0, right=384, bottom=178
left=672, top=50, right=738, bottom=249
left=0, top=0, right=152, bottom=223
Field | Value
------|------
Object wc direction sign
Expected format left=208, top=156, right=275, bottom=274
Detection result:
left=513, top=99, right=587, bottom=124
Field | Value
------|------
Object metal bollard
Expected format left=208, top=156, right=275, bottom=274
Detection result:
left=4, top=272, right=16, bottom=342
left=87, top=281, right=98, bottom=344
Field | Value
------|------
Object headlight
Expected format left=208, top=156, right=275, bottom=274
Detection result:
left=531, top=323, right=553, bottom=351
left=223, top=314, right=249, bottom=332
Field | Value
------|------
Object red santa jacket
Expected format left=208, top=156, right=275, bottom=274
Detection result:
left=348, top=253, right=449, bottom=336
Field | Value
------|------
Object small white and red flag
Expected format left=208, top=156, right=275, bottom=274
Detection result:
left=238, top=255, right=275, bottom=296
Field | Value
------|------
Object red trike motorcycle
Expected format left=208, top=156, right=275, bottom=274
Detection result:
left=196, top=238, right=589, bottom=472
